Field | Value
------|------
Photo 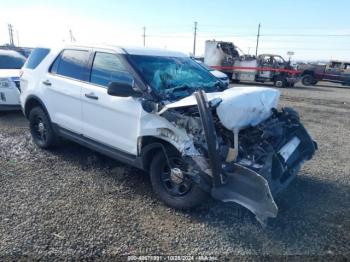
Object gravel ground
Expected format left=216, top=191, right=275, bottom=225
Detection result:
left=0, top=82, right=349, bottom=260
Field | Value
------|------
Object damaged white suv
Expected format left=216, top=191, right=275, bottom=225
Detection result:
left=20, top=45, right=317, bottom=224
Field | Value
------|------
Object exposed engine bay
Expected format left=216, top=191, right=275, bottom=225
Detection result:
left=159, top=87, right=317, bottom=225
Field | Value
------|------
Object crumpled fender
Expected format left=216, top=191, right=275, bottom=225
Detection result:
left=194, top=90, right=278, bottom=226
left=211, top=163, right=278, bottom=226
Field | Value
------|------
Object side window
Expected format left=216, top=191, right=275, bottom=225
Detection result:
left=329, top=62, right=342, bottom=69
left=90, top=52, right=131, bottom=87
left=24, top=48, right=50, bottom=69
left=50, top=49, right=89, bottom=81
left=274, top=56, right=284, bottom=64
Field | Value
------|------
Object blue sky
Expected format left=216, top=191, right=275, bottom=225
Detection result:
left=1, top=0, right=350, bottom=61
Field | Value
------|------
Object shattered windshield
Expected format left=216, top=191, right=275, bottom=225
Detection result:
left=127, top=55, right=222, bottom=100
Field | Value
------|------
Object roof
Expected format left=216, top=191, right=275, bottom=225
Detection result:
left=59, top=44, right=188, bottom=57
left=63, top=43, right=188, bottom=57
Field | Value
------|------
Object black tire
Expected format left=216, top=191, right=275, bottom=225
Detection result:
left=29, top=107, right=57, bottom=149
left=274, top=76, right=287, bottom=88
left=150, top=149, right=208, bottom=209
left=301, top=74, right=315, bottom=86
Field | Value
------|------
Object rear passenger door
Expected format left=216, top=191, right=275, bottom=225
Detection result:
left=44, top=49, right=90, bottom=134
left=81, top=51, right=142, bottom=155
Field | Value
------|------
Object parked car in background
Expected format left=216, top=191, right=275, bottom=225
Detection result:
left=20, top=45, right=316, bottom=224
left=195, top=59, right=230, bottom=87
left=299, top=60, right=350, bottom=86
left=0, top=50, right=26, bottom=110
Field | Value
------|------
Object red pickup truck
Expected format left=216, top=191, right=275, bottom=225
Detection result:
left=298, top=61, right=350, bottom=86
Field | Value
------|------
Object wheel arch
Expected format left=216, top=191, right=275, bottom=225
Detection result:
left=301, top=70, right=315, bottom=77
left=24, top=95, right=50, bottom=120
left=139, top=136, right=180, bottom=171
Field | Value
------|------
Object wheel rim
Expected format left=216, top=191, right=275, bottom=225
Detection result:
left=160, top=157, right=192, bottom=196
left=275, top=80, right=283, bottom=87
left=33, top=116, right=47, bottom=143
left=303, top=76, right=312, bottom=85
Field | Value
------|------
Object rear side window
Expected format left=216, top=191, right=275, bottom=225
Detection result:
left=90, top=52, right=131, bottom=87
left=50, top=49, right=89, bottom=81
left=24, top=48, right=50, bottom=69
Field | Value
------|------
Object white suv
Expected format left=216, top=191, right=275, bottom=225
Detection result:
left=20, top=45, right=317, bottom=224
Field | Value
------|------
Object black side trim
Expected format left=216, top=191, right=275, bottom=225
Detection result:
left=52, top=124, right=144, bottom=170
left=0, top=104, right=21, bottom=111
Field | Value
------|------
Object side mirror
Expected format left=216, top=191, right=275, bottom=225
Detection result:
left=107, top=81, right=140, bottom=97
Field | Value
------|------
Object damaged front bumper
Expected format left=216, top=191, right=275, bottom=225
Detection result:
left=194, top=90, right=317, bottom=225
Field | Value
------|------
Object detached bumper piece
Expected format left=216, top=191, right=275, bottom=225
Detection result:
left=194, top=90, right=317, bottom=225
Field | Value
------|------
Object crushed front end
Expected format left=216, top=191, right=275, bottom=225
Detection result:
left=160, top=87, right=317, bottom=225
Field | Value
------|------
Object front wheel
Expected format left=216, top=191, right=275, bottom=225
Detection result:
left=301, top=74, right=315, bottom=86
left=274, top=77, right=287, bottom=88
left=29, top=107, right=57, bottom=149
left=150, top=149, right=208, bottom=209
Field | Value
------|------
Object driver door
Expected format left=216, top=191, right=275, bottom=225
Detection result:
left=341, top=63, right=350, bottom=83
left=324, top=61, right=342, bottom=81
left=81, top=51, right=142, bottom=155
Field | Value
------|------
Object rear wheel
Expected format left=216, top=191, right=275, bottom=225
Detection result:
left=29, top=107, right=57, bottom=149
left=150, top=149, right=208, bottom=209
left=301, top=74, right=315, bottom=86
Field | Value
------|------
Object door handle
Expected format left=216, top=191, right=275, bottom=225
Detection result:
left=42, top=80, right=51, bottom=86
left=85, top=92, right=99, bottom=100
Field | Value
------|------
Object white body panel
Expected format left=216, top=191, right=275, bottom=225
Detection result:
left=0, top=69, right=21, bottom=109
left=0, top=86, right=21, bottom=106
left=204, top=40, right=226, bottom=67
left=210, top=70, right=229, bottom=86
left=81, top=82, right=142, bottom=155
left=44, top=74, right=83, bottom=134
left=233, top=60, right=258, bottom=82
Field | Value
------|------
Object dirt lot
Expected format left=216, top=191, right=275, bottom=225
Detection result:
left=1, top=82, right=349, bottom=260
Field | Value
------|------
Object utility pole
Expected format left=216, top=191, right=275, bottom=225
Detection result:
left=255, top=23, right=261, bottom=57
left=193, top=21, right=198, bottom=57
left=16, top=30, right=20, bottom=47
left=142, top=27, right=146, bottom=47
left=69, top=29, right=76, bottom=42
left=8, top=24, right=14, bottom=46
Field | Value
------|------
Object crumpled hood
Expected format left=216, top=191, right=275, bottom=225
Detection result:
left=161, top=86, right=280, bottom=130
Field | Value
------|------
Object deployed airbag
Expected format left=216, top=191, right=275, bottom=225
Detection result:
left=216, top=87, right=280, bottom=130
left=160, top=86, right=280, bottom=130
